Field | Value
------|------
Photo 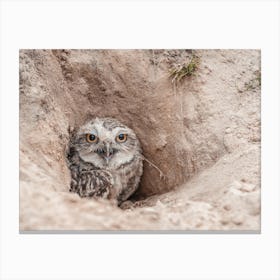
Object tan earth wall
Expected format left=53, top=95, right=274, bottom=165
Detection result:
left=19, top=49, right=261, bottom=231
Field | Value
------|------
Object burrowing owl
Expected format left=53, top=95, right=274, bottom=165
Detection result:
left=67, top=117, right=143, bottom=205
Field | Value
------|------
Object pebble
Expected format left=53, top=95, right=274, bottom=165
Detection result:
left=232, top=214, right=244, bottom=225
left=156, top=200, right=165, bottom=208
left=223, top=204, right=231, bottom=211
left=228, top=180, right=242, bottom=190
left=141, top=208, right=160, bottom=221
left=220, top=217, right=229, bottom=225
left=225, top=127, right=231, bottom=134
left=239, top=182, right=256, bottom=192
left=169, top=216, right=180, bottom=226
left=195, top=222, right=203, bottom=228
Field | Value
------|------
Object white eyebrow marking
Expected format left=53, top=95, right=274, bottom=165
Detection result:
left=112, top=127, right=129, bottom=135
left=90, top=128, right=98, bottom=135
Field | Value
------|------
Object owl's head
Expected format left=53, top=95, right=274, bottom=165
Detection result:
left=72, top=117, right=141, bottom=169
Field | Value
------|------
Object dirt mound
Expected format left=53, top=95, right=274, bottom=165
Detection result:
left=19, top=49, right=260, bottom=231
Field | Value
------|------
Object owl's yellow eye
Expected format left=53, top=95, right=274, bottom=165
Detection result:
left=116, top=133, right=127, bottom=143
left=86, top=133, right=98, bottom=143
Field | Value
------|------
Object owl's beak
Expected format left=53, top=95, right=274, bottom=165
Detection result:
left=96, top=142, right=115, bottom=164
left=104, top=143, right=112, bottom=164
left=104, top=142, right=111, bottom=157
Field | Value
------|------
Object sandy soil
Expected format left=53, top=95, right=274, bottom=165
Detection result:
left=19, top=49, right=261, bottom=231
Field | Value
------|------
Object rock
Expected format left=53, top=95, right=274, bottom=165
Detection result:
left=223, top=204, right=231, bottom=211
left=232, top=214, right=245, bottom=225
left=239, top=182, right=256, bottom=192
left=225, top=127, right=231, bottom=134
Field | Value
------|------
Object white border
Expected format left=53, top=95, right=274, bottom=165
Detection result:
left=1, top=1, right=279, bottom=279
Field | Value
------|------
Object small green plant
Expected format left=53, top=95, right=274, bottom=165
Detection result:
left=245, top=70, right=261, bottom=91
left=256, top=70, right=261, bottom=86
left=169, top=55, right=200, bottom=83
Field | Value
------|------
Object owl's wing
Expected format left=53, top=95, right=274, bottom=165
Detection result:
left=117, top=174, right=140, bottom=204
left=76, top=170, right=114, bottom=199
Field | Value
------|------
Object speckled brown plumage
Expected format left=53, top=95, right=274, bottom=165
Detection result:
left=67, top=117, right=143, bottom=205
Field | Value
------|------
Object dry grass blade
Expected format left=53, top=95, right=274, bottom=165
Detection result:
left=169, top=55, right=200, bottom=84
